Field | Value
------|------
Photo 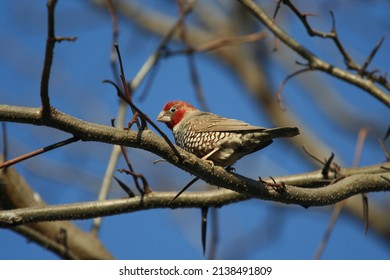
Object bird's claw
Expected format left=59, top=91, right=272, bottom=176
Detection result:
left=225, top=165, right=235, bottom=172
left=204, top=159, right=215, bottom=167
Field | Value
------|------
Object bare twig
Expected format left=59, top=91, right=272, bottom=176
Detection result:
left=321, top=153, right=335, bottom=179
left=169, top=177, right=200, bottom=205
left=207, top=208, right=219, bottom=260
left=114, top=177, right=135, bottom=198
left=378, top=126, right=390, bottom=161
left=201, top=207, right=209, bottom=255
left=313, top=201, right=344, bottom=259
left=353, top=128, right=370, bottom=166
left=315, top=127, right=371, bottom=258
left=1, top=123, right=8, bottom=164
left=40, top=0, right=77, bottom=118
left=118, top=146, right=144, bottom=194
left=379, top=138, right=390, bottom=162
left=276, top=67, right=311, bottom=110
left=353, top=128, right=370, bottom=236
left=106, top=0, right=121, bottom=85
left=55, top=36, right=77, bottom=42
left=0, top=136, right=79, bottom=169
left=302, top=146, right=333, bottom=170
left=166, top=31, right=267, bottom=56
left=361, top=36, right=385, bottom=77
left=40, top=0, right=57, bottom=117
left=118, top=168, right=151, bottom=195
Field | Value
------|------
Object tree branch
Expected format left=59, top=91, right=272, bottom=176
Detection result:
left=1, top=104, right=389, bottom=211
left=0, top=171, right=388, bottom=227
left=237, top=0, right=390, bottom=107
left=0, top=160, right=114, bottom=259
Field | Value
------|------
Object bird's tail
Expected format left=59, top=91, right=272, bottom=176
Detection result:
left=265, top=127, right=300, bottom=139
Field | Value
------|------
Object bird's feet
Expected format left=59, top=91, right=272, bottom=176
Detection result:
left=225, top=165, right=235, bottom=172
left=204, top=159, right=215, bottom=167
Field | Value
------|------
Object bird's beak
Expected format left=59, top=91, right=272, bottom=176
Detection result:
left=157, top=111, right=170, bottom=123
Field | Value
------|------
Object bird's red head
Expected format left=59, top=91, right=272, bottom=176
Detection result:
left=157, top=100, right=196, bottom=130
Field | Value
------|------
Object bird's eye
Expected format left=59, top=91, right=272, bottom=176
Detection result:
left=170, top=107, right=177, bottom=113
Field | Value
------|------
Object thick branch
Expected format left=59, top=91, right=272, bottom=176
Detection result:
left=0, top=160, right=113, bottom=259
left=0, top=172, right=388, bottom=227
left=0, top=105, right=389, bottom=208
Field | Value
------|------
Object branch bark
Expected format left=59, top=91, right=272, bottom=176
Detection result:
left=0, top=165, right=388, bottom=226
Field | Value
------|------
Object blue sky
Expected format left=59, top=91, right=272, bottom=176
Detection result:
left=0, top=0, right=389, bottom=259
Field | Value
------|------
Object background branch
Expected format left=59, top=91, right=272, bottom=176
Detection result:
left=0, top=159, right=113, bottom=259
left=237, top=0, right=390, bottom=107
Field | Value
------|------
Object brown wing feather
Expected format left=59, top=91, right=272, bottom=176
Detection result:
left=188, top=112, right=266, bottom=132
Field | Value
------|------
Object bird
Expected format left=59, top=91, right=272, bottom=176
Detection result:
left=157, top=100, right=299, bottom=167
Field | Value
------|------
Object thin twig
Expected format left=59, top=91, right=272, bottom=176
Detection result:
left=40, top=0, right=77, bottom=118
left=55, top=36, right=77, bottom=42
left=40, top=0, right=58, bottom=117
left=114, top=177, right=135, bottom=198
left=276, top=67, right=311, bottom=110
left=302, top=146, right=327, bottom=166
left=201, top=207, right=209, bottom=255
left=107, top=45, right=183, bottom=159
left=166, top=31, right=267, bottom=56
left=360, top=36, right=385, bottom=77
left=1, top=123, right=8, bottom=165
left=313, top=201, right=344, bottom=259
left=353, top=128, right=370, bottom=167
left=321, top=153, right=335, bottom=179
left=169, top=177, right=200, bottom=205
left=118, top=146, right=144, bottom=194
left=0, top=136, right=79, bottom=169
left=378, top=138, right=390, bottom=161
left=378, top=125, right=390, bottom=161
left=353, top=128, right=370, bottom=236
left=106, top=0, right=121, bottom=86
left=118, top=168, right=151, bottom=195
left=137, top=61, right=161, bottom=102
left=315, top=127, right=371, bottom=258
left=207, top=208, right=219, bottom=260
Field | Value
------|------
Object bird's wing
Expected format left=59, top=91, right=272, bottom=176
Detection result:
left=189, top=112, right=266, bottom=132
